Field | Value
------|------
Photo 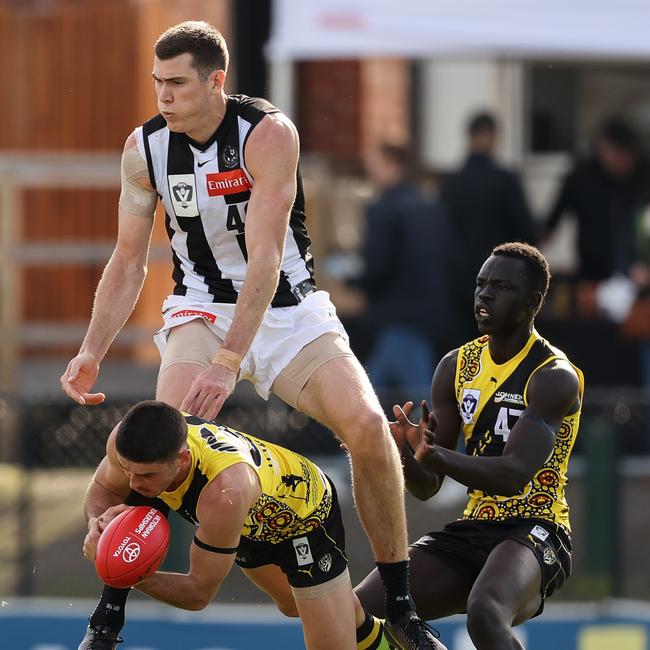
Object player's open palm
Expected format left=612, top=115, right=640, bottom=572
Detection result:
left=180, top=363, right=237, bottom=421
left=60, top=352, right=105, bottom=406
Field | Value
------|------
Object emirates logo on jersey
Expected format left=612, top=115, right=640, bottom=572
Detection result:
left=206, top=170, right=251, bottom=196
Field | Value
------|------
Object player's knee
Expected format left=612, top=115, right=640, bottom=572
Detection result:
left=340, top=408, right=389, bottom=454
left=276, top=602, right=299, bottom=618
left=184, top=595, right=211, bottom=612
left=466, top=593, right=505, bottom=636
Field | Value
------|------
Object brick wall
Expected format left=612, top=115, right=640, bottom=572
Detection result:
left=0, top=0, right=232, bottom=365
left=297, top=58, right=411, bottom=164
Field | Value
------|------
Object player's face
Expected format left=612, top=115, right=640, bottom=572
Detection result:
left=152, top=53, right=224, bottom=135
left=117, top=453, right=185, bottom=498
left=474, top=256, right=534, bottom=335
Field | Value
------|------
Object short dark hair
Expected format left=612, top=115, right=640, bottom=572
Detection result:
left=492, top=242, right=550, bottom=306
left=598, top=118, right=640, bottom=153
left=468, top=111, right=497, bottom=137
left=155, top=21, right=229, bottom=81
left=115, top=401, right=187, bottom=463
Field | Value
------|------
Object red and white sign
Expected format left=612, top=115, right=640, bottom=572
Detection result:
left=206, top=170, right=251, bottom=197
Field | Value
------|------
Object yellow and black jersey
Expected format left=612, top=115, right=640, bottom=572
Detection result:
left=454, top=330, right=583, bottom=532
left=160, top=415, right=332, bottom=544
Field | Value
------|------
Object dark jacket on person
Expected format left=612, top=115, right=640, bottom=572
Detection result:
left=441, top=152, right=535, bottom=276
left=545, top=156, right=650, bottom=281
left=357, top=181, right=451, bottom=339
left=440, top=153, right=535, bottom=342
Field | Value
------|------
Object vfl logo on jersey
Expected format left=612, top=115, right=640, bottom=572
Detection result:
left=460, top=388, right=481, bottom=424
left=494, top=391, right=525, bottom=406
left=168, top=174, right=200, bottom=217
left=293, top=537, right=313, bottom=566
left=173, top=183, right=193, bottom=206
left=206, top=170, right=252, bottom=197
left=222, top=144, right=239, bottom=168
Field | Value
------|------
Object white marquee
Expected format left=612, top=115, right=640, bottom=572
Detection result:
left=268, top=0, right=650, bottom=61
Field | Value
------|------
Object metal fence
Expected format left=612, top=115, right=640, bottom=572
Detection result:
left=0, top=386, right=649, bottom=601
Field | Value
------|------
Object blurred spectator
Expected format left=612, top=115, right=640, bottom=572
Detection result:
left=356, top=143, right=451, bottom=400
left=542, top=117, right=650, bottom=282
left=440, top=111, right=536, bottom=344
left=542, top=118, right=650, bottom=391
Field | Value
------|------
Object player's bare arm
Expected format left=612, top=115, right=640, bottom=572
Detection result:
left=391, top=350, right=462, bottom=500
left=419, top=359, right=580, bottom=496
left=180, top=113, right=299, bottom=420
left=60, top=131, right=158, bottom=405
left=136, top=463, right=261, bottom=610
left=83, top=426, right=132, bottom=560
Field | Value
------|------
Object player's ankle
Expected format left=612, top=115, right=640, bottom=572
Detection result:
left=376, top=560, right=415, bottom=621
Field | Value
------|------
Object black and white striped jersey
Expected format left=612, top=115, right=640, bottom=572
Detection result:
left=135, top=94, right=314, bottom=307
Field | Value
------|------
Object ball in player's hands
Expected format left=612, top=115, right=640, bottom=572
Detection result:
left=95, top=506, right=170, bottom=588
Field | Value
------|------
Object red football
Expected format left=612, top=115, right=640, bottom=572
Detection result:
left=95, top=506, right=170, bottom=588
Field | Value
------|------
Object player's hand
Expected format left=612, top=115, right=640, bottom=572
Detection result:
left=60, top=352, right=105, bottom=405
left=414, top=428, right=443, bottom=465
left=180, top=363, right=237, bottom=420
left=390, top=400, right=438, bottom=454
left=389, top=401, right=427, bottom=452
left=83, top=504, right=130, bottom=561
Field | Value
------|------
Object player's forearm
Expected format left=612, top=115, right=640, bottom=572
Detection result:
left=84, top=480, right=125, bottom=523
left=221, top=253, right=280, bottom=356
left=137, top=572, right=220, bottom=611
left=79, top=252, right=147, bottom=361
left=426, top=447, right=531, bottom=496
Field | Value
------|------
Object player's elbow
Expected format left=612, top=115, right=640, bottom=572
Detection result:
left=247, top=243, right=283, bottom=277
left=410, top=487, right=436, bottom=502
left=183, top=581, right=218, bottom=611
left=110, top=249, right=148, bottom=283
left=498, top=466, right=532, bottom=496
left=184, top=593, right=212, bottom=611
left=408, top=480, right=440, bottom=502
left=270, top=180, right=297, bottom=217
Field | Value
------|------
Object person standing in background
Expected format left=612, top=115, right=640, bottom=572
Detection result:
left=358, top=143, right=451, bottom=404
left=541, top=117, right=650, bottom=283
left=441, top=112, right=536, bottom=346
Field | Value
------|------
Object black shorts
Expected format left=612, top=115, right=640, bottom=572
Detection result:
left=411, top=518, right=572, bottom=616
left=235, top=479, right=348, bottom=589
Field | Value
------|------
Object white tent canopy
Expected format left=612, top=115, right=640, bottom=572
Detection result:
left=267, top=0, right=650, bottom=61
